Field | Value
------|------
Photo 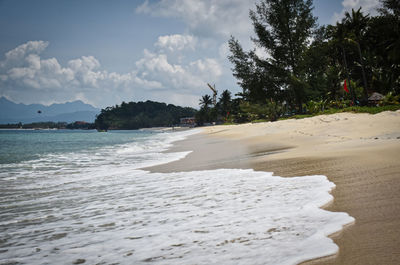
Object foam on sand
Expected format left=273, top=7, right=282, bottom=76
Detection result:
left=0, top=128, right=354, bottom=265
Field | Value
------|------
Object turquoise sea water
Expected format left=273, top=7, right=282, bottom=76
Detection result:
left=0, top=129, right=154, bottom=164
left=0, top=129, right=354, bottom=265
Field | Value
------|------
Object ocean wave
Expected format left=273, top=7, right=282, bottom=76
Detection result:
left=0, top=129, right=354, bottom=265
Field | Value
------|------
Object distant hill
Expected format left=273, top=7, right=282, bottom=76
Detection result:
left=95, top=100, right=197, bottom=130
left=0, top=97, right=100, bottom=124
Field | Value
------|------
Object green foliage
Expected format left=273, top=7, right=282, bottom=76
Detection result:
left=381, top=92, right=400, bottom=105
left=326, top=105, right=400, bottom=114
left=304, top=99, right=327, bottom=114
left=238, top=100, right=284, bottom=122
left=218, top=90, right=232, bottom=117
left=195, top=94, right=216, bottom=126
left=227, top=0, right=400, bottom=115
left=229, top=0, right=316, bottom=112
left=199, top=95, right=212, bottom=109
left=94, top=101, right=197, bottom=130
left=284, top=105, right=400, bottom=120
left=195, top=106, right=218, bottom=126
left=251, top=119, right=270, bottom=123
left=326, top=99, right=352, bottom=109
left=265, top=100, right=284, bottom=121
left=195, top=90, right=238, bottom=126
left=0, top=122, right=95, bottom=129
left=222, top=121, right=237, bottom=125
left=66, top=122, right=95, bottom=130
left=201, top=0, right=400, bottom=125
left=379, top=0, right=400, bottom=17
left=280, top=114, right=314, bottom=120
left=0, top=123, right=22, bottom=129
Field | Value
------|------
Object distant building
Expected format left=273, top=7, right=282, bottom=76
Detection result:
left=368, top=92, right=384, bottom=105
left=180, top=117, right=195, bottom=127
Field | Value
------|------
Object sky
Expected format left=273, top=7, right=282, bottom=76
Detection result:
left=0, top=0, right=381, bottom=108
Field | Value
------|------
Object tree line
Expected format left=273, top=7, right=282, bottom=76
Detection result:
left=94, top=100, right=197, bottom=130
left=0, top=121, right=95, bottom=129
left=198, top=0, right=400, bottom=123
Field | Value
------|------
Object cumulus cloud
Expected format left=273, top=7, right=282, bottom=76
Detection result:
left=135, top=49, right=222, bottom=92
left=0, top=40, right=224, bottom=108
left=2, top=44, right=112, bottom=92
left=136, top=0, right=254, bottom=40
left=332, top=0, right=380, bottom=23
left=135, top=0, right=257, bottom=102
left=0, top=41, right=163, bottom=106
left=0, top=2, right=256, bottom=108
left=0, top=40, right=48, bottom=68
left=136, top=49, right=184, bottom=75
left=189, top=58, right=222, bottom=80
left=2, top=43, right=75, bottom=91
left=155, top=34, right=197, bottom=52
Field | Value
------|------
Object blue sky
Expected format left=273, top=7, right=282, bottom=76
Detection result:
left=0, top=0, right=380, bottom=108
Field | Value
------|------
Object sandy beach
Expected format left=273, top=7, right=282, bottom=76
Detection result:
left=146, top=110, right=400, bottom=264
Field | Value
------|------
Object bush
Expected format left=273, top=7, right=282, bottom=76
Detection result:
left=381, top=92, right=400, bottom=106
left=239, top=100, right=284, bottom=122
left=304, top=99, right=327, bottom=114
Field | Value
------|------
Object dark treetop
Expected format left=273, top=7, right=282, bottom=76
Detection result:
left=94, top=100, right=197, bottom=130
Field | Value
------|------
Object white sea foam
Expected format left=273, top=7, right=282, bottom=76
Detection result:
left=0, top=129, right=354, bottom=265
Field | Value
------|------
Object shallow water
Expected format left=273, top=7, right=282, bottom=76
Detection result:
left=0, top=129, right=354, bottom=265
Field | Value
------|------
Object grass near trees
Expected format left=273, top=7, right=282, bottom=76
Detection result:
left=282, top=105, right=400, bottom=120
left=220, top=105, right=400, bottom=125
left=200, top=0, right=400, bottom=127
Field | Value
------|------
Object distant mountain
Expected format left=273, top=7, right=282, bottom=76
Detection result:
left=0, top=97, right=100, bottom=124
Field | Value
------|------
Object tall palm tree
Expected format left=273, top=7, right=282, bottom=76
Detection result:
left=199, top=94, right=212, bottom=109
left=330, top=22, right=356, bottom=103
left=343, top=8, right=370, bottom=102
left=218, top=90, right=232, bottom=116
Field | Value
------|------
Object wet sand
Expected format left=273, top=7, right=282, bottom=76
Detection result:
left=145, top=111, right=400, bottom=264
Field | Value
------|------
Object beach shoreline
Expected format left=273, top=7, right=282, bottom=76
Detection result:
left=145, top=111, right=400, bottom=264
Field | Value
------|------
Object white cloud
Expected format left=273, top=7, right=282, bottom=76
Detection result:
left=135, top=49, right=223, bottom=93
left=1, top=41, right=48, bottom=67
left=68, top=56, right=100, bottom=72
left=0, top=2, right=255, bottom=109
left=0, top=41, right=162, bottom=106
left=0, top=40, right=225, bottom=108
left=190, top=58, right=222, bottom=80
left=218, top=42, right=230, bottom=59
left=332, top=0, right=380, bottom=23
left=136, top=0, right=254, bottom=40
left=155, top=34, right=197, bottom=52
left=134, top=0, right=257, bottom=103
left=136, top=49, right=185, bottom=75
left=7, top=59, right=68, bottom=90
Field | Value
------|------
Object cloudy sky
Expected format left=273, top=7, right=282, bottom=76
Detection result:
left=0, top=0, right=380, bottom=108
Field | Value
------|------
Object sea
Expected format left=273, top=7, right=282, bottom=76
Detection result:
left=0, top=129, right=354, bottom=265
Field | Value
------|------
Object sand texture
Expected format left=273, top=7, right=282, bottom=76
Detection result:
left=145, top=111, right=400, bottom=264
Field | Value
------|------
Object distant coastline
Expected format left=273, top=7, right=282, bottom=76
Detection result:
left=0, top=121, right=95, bottom=130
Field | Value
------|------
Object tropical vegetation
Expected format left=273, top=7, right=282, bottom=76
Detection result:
left=94, top=100, right=197, bottom=130
left=198, top=0, right=400, bottom=124
left=0, top=121, right=95, bottom=129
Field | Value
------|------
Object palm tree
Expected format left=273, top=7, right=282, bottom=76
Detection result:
left=199, top=94, right=212, bottom=109
left=330, top=22, right=357, bottom=103
left=343, top=8, right=370, bottom=102
left=218, top=90, right=232, bottom=116
left=375, top=1, right=400, bottom=93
